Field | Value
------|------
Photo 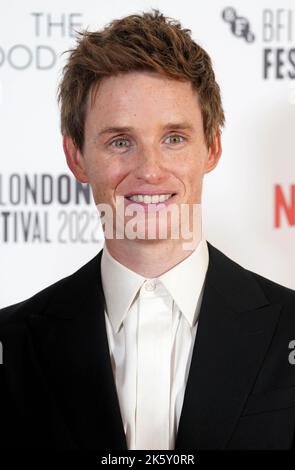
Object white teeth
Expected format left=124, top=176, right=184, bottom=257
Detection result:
left=127, top=194, right=173, bottom=203
left=159, top=195, right=167, bottom=202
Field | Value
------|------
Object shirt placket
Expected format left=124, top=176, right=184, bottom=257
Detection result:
left=135, top=280, right=173, bottom=450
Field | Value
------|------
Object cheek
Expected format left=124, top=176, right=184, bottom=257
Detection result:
left=174, top=156, right=204, bottom=182
left=173, top=153, right=205, bottom=197
left=88, top=159, right=129, bottom=197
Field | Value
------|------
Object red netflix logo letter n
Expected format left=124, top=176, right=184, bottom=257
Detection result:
left=274, top=185, right=295, bottom=228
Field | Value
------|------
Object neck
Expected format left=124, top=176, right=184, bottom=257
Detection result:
left=105, top=236, right=202, bottom=278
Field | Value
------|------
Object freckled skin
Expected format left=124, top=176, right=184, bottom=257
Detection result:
left=63, top=71, right=222, bottom=276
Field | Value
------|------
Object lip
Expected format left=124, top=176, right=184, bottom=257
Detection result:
left=123, top=192, right=177, bottom=211
left=124, top=191, right=177, bottom=197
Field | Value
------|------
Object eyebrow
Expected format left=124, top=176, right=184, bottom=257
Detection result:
left=94, top=121, right=194, bottom=140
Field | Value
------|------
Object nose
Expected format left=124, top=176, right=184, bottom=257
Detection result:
left=133, top=146, right=167, bottom=183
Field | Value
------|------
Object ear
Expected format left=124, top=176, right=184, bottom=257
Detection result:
left=63, top=135, right=89, bottom=183
left=204, top=131, right=222, bottom=174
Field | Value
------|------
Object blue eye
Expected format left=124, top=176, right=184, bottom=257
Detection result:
left=111, top=137, right=131, bottom=148
left=165, top=135, right=184, bottom=144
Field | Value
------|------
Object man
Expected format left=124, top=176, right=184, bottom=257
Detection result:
left=0, top=10, right=295, bottom=450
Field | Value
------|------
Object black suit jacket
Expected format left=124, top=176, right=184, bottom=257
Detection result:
left=1, top=242, right=295, bottom=450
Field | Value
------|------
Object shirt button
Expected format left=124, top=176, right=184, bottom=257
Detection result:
left=144, top=280, right=156, bottom=291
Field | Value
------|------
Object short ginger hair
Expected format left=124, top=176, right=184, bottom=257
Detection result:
left=58, top=9, right=225, bottom=151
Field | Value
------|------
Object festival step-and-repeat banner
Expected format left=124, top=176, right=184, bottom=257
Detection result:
left=0, top=0, right=294, bottom=307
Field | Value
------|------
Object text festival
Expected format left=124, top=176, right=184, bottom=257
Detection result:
left=0, top=173, right=101, bottom=243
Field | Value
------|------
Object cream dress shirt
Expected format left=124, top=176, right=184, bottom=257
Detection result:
left=101, top=238, right=209, bottom=450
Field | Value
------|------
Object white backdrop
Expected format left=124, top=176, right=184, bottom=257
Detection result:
left=0, top=0, right=294, bottom=308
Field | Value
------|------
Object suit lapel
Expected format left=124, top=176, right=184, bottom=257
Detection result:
left=175, top=242, right=282, bottom=450
left=28, top=251, right=127, bottom=450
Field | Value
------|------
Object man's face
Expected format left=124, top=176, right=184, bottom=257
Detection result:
left=64, top=71, right=221, bottom=245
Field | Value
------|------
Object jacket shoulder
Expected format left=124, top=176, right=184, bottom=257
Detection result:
left=207, top=241, right=295, bottom=315
left=0, top=252, right=102, bottom=326
left=247, top=269, right=295, bottom=306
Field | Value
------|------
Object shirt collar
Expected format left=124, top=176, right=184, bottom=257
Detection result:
left=101, top=238, right=209, bottom=333
left=158, top=238, right=209, bottom=327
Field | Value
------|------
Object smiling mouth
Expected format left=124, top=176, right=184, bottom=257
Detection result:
left=125, top=193, right=177, bottom=204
